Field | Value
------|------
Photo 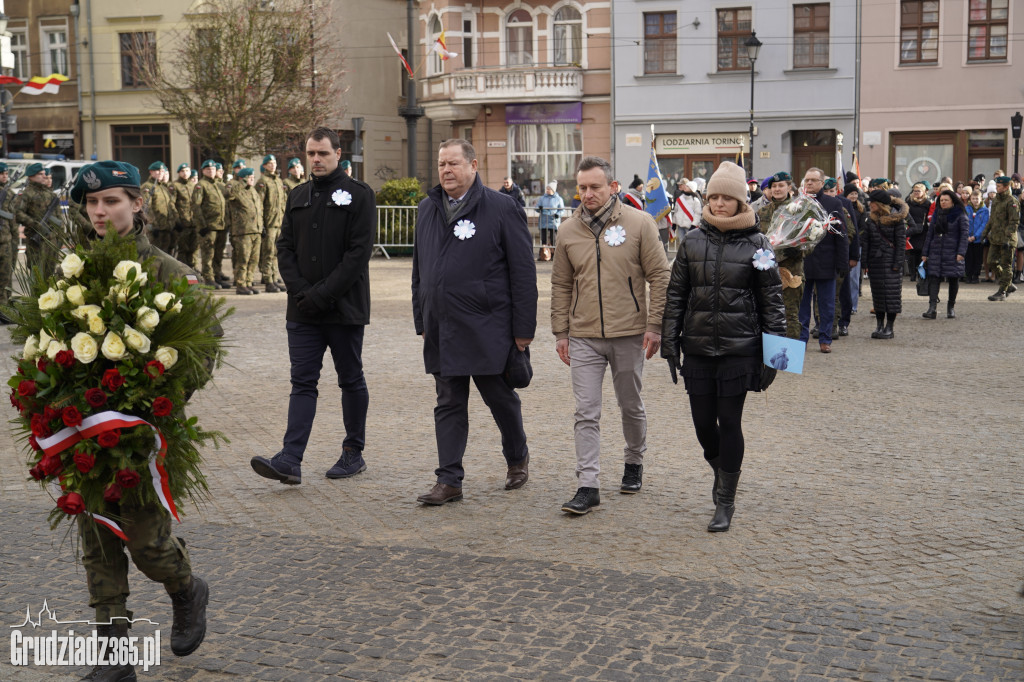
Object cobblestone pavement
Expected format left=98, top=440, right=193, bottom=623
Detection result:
left=2, top=260, right=1021, bottom=680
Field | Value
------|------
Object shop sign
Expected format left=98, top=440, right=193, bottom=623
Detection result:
left=655, top=134, right=748, bottom=155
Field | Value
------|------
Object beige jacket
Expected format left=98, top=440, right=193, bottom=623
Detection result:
left=551, top=200, right=670, bottom=340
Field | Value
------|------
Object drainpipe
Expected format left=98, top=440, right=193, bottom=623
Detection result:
left=86, top=0, right=96, bottom=158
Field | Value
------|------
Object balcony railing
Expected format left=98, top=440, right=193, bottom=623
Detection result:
left=429, top=66, right=583, bottom=103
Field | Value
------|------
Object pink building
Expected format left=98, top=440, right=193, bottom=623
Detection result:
left=858, top=0, right=1020, bottom=185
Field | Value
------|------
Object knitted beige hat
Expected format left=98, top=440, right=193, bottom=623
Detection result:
left=706, top=161, right=748, bottom=204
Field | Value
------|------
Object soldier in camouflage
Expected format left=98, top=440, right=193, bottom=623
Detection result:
left=142, top=161, right=179, bottom=255
left=0, top=163, right=14, bottom=312
left=13, top=163, right=57, bottom=271
left=757, top=171, right=803, bottom=338
left=173, top=163, right=197, bottom=268
left=192, top=160, right=228, bottom=288
left=255, top=154, right=287, bottom=292
left=229, top=167, right=264, bottom=295
left=982, top=175, right=1021, bottom=301
left=284, top=157, right=306, bottom=192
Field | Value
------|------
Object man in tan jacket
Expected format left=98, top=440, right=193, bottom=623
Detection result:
left=551, top=156, right=670, bottom=515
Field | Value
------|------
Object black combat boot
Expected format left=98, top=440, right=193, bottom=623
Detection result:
left=947, top=302, right=956, bottom=319
left=922, top=302, right=937, bottom=319
left=170, top=576, right=209, bottom=656
left=708, top=470, right=741, bottom=532
left=82, top=623, right=136, bottom=681
left=706, top=455, right=721, bottom=504
left=620, top=463, right=643, bottom=493
left=870, top=313, right=885, bottom=338
left=877, top=313, right=896, bottom=339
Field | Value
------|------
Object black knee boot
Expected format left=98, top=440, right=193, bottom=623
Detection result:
left=870, top=312, right=885, bottom=338
left=82, top=623, right=136, bottom=681
left=706, top=455, right=720, bottom=504
left=879, top=313, right=896, bottom=339
left=708, top=469, right=741, bottom=532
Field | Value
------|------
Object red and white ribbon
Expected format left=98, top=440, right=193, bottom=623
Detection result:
left=91, top=512, right=128, bottom=541
left=36, top=410, right=178, bottom=523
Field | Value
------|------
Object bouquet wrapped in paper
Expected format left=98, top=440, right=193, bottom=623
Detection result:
left=764, top=192, right=840, bottom=254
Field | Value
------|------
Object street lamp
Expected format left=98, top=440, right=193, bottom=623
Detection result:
left=744, top=31, right=762, bottom=178
left=1011, top=111, right=1022, bottom=176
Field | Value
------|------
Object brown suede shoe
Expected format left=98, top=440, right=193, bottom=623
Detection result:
left=416, top=482, right=463, bottom=505
left=504, top=453, right=529, bottom=490
left=819, top=343, right=832, bottom=354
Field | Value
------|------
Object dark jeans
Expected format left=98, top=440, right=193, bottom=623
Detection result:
left=837, top=273, right=854, bottom=327
left=965, top=243, right=984, bottom=280
left=799, top=278, right=836, bottom=344
left=688, top=392, right=747, bottom=473
left=928, top=275, right=959, bottom=306
left=433, top=374, right=527, bottom=488
left=540, top=227, right=557, bottom=246
left=282, top=321, right=368, bottom=460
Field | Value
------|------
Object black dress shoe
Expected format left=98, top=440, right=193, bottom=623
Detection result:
left=504, top=453, right=529, bottom=490
left=561, top=487, right=600, bottom=514
left=838, top=326, right=849, bottom=336
left=417, top=482, right=463, bottom=505
left=620, top=463, right=643, bottom=493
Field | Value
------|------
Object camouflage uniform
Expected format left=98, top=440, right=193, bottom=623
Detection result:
left=191, top=176, right=226, bottom=284
left=283, top=175, right=306, bottom=193
left=214, top=178, right=231, bottom=281
left=759, top=196, right=805, bottom=338
left=13, top=179, right=56, bottom=271
left=142, top=178, right=179, bottom=255
left=255, top=170, right=286, bottom=287
left=0, top=180, right=14, bottom=306
left=4, top=182, right=18, bottom=272
left=79, top=228, right=208, bottom=621
left=229, top=181, right=263, bottom=289
left=173, top=176, right=197, bottom=268
left=982, top=190, right=1021, bottom=295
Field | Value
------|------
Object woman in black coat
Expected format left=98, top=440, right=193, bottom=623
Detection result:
left=905, top=182, right=931, bottom=281
left=921, top=189, right=969, bottom=319
left=861, top=189, right=909, bottom=339
left=661, top=161, right=785, bottom=533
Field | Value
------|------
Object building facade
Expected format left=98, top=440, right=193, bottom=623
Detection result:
left=612, top=0, right=856, bottom=187
left=4, top=0, right=80, bottom=158
left=417, top=1, right=611, bottom=204
left=858, top=0, right=1019, bottom=185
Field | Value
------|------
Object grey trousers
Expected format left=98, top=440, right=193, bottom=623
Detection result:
left=569, top=335, right=648, bottom=488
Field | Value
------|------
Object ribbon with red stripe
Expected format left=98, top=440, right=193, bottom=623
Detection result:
left=91, top=513, right=129, bottom=541
left=36, top=410, right=178, bottom=522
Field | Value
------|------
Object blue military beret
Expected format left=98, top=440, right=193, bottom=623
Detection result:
left=201, top=159, right=217, bottom=169
left=262, top=154, right=275, bottom=167
left=26, top=163, right=45, bottom=177
left=149, top=161, right=167, bottom=171
left=177, top=162, right=190, bottom=172
left=287, top=158, right=301, bottom=169
left=236, top=167, right=254, bottom=179
left=995, top=175, right=1012, bottom=185
left=232, top=159, right=245, bottom=169
left=70, top=161, right=142, bottom=204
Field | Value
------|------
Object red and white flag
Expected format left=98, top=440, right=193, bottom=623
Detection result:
left=433, top=31, right=458, bottom=61
left=387, top=33, right=414, bottom=78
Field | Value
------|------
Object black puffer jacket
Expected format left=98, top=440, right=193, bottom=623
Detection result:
left=661, top=218, right=785, bottom=359
left=862, top=197, right=909, bottom=314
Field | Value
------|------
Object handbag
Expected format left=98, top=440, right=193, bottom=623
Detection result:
left=916, top=276, right=929, bottom=297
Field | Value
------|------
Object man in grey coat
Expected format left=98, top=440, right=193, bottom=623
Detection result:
left=412, top=139, right=538, bottom=505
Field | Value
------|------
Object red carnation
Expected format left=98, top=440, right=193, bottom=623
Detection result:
left=73, top=450, right=96, bottom=473
left=17, top=380, right=37, bottom=397
left=29, top=464, right=44, bottom=480
left=103, top=483, right=123, bottom=503
left=115, top=469, right=141, bottom=489
left=97, top=429, right=121, bottom=449
left=101, top=369, right=125, bottom=392
left=85, top=388, right=107, bottom=408
left=37, top=358, right=49, bottom=372
left=28, top=435, right=40, bottom=451
left=38, top=453, right=63, bottom=477
left=56, top=492, right=85, bottom=515
left=62, top=406, right=83, bottom=427
left=144, top=361, right=165, bottom=379
left=151, top=397, right=173, bottom=417
left=55, top=349, right=75, bottom=368
left=30, top=414, right=53, bottom=438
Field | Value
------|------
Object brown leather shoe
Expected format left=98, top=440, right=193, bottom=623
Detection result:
left=416, top=482, right=463, bottom=505
left=504, top=453, right=529, bottom=490
left=819, top=343, right=832, bottom=353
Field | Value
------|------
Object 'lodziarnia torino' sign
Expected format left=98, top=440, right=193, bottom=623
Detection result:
left=655, top=134, right=749, bottom=155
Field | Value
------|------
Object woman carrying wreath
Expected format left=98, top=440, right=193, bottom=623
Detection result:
left=661, top=162, right=786, bottom=532
left=67, top=161, right=218, bottom=680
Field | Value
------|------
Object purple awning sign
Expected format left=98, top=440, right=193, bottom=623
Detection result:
left=506, top=102, right=582, bottom=125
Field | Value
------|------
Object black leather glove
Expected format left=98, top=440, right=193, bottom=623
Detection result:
left=304, top=286, right=333, bottom=312
left=760, top=365, right=778, bottom=391
left=294, top=293, right=319, bottom=316
left=667, top=358, right=678, bottom=384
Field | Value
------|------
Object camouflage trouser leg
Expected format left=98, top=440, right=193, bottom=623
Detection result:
left=783, top=284, right=803, bottom=339
left=988, top=245, right=1014, bottom=292
left=246, top=234, right=263, bottom=287
left=232, top=233, right=259, bottom=287
left=199, top=231, right=216, bottom=282
left=177, top=226, right=198, bottom=270
left=78, top=501, right=192, bottom=622
left=149, top=229, right=176, bottom=255
left=230, top=234, right=243, bottom=284
left=259, top=226, right=280, bottom=284
left=213, top=230, right=229, bottom=279
left=24, top=238, right=44, bottom=274
left=0, top=236, right=13, bottom=306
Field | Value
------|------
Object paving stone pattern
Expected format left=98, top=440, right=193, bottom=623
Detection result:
left=2, top=260, right=1021, bottom=680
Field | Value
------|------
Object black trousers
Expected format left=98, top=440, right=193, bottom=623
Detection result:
left=965, top=243, right=984, bottom=280
left=433, top=374, right=528, bottom=487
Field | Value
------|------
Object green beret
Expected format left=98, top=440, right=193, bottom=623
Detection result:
left=148, top=161, right=167, bottom=171
left=823, top=177, right=837, bottom=190
left=232, top=159, right=245, bottom=169
left=868, top=177, right=888, bottom=188
left=0, top=162, right=7, bottom=172
left=287, top=158, right=301, bottom=169
left=770, top=171, right=792, bottom=184
left=995, top=175, right=1012, bottom=185
left=177, top=162, right=190, bottom=172
left=262, top=154, right=276, bottom=166
left=70, top=161, right=142, bottom=204
left=43, top=168, right=52, bottom=176
left=26, top=163, right=44, bottom=177
left=236, top=167, right=254, bottom=179
left=190, top=169, right=198, bottom=178
left=215, top=162, right=223, bottom=170
left=340, top=160, right=352, bottom=170
left=913, top=180, right=930, bottom=189
left=201, top=159, right=217, bottom=169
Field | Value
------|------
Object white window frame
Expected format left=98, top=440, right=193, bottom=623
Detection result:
left=428, top=14, right=444, bottom=77
left=552, top=4, right=584, bottom=67
left=9, top=28, right=29, bottom=80
left=40, top=21, right=70, bottom=76
left=461, top=12, right=475, bottom=69
left=504, top=8, right=536, bottom=67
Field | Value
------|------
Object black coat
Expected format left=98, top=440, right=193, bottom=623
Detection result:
left=803, top=193, right=850, bottom=280
left=412, top=175, right=538, bottom=376
left=922, top=205, right=969, bottom=278
left=277, top=166, right=376, bottom=325
left=905, top=197, right=931, bottom=250
left=661, top=218, right=785, bottom=360
left=836, top=194, right=861, bottom=263
left=862, top=197, right=909, bottom=314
